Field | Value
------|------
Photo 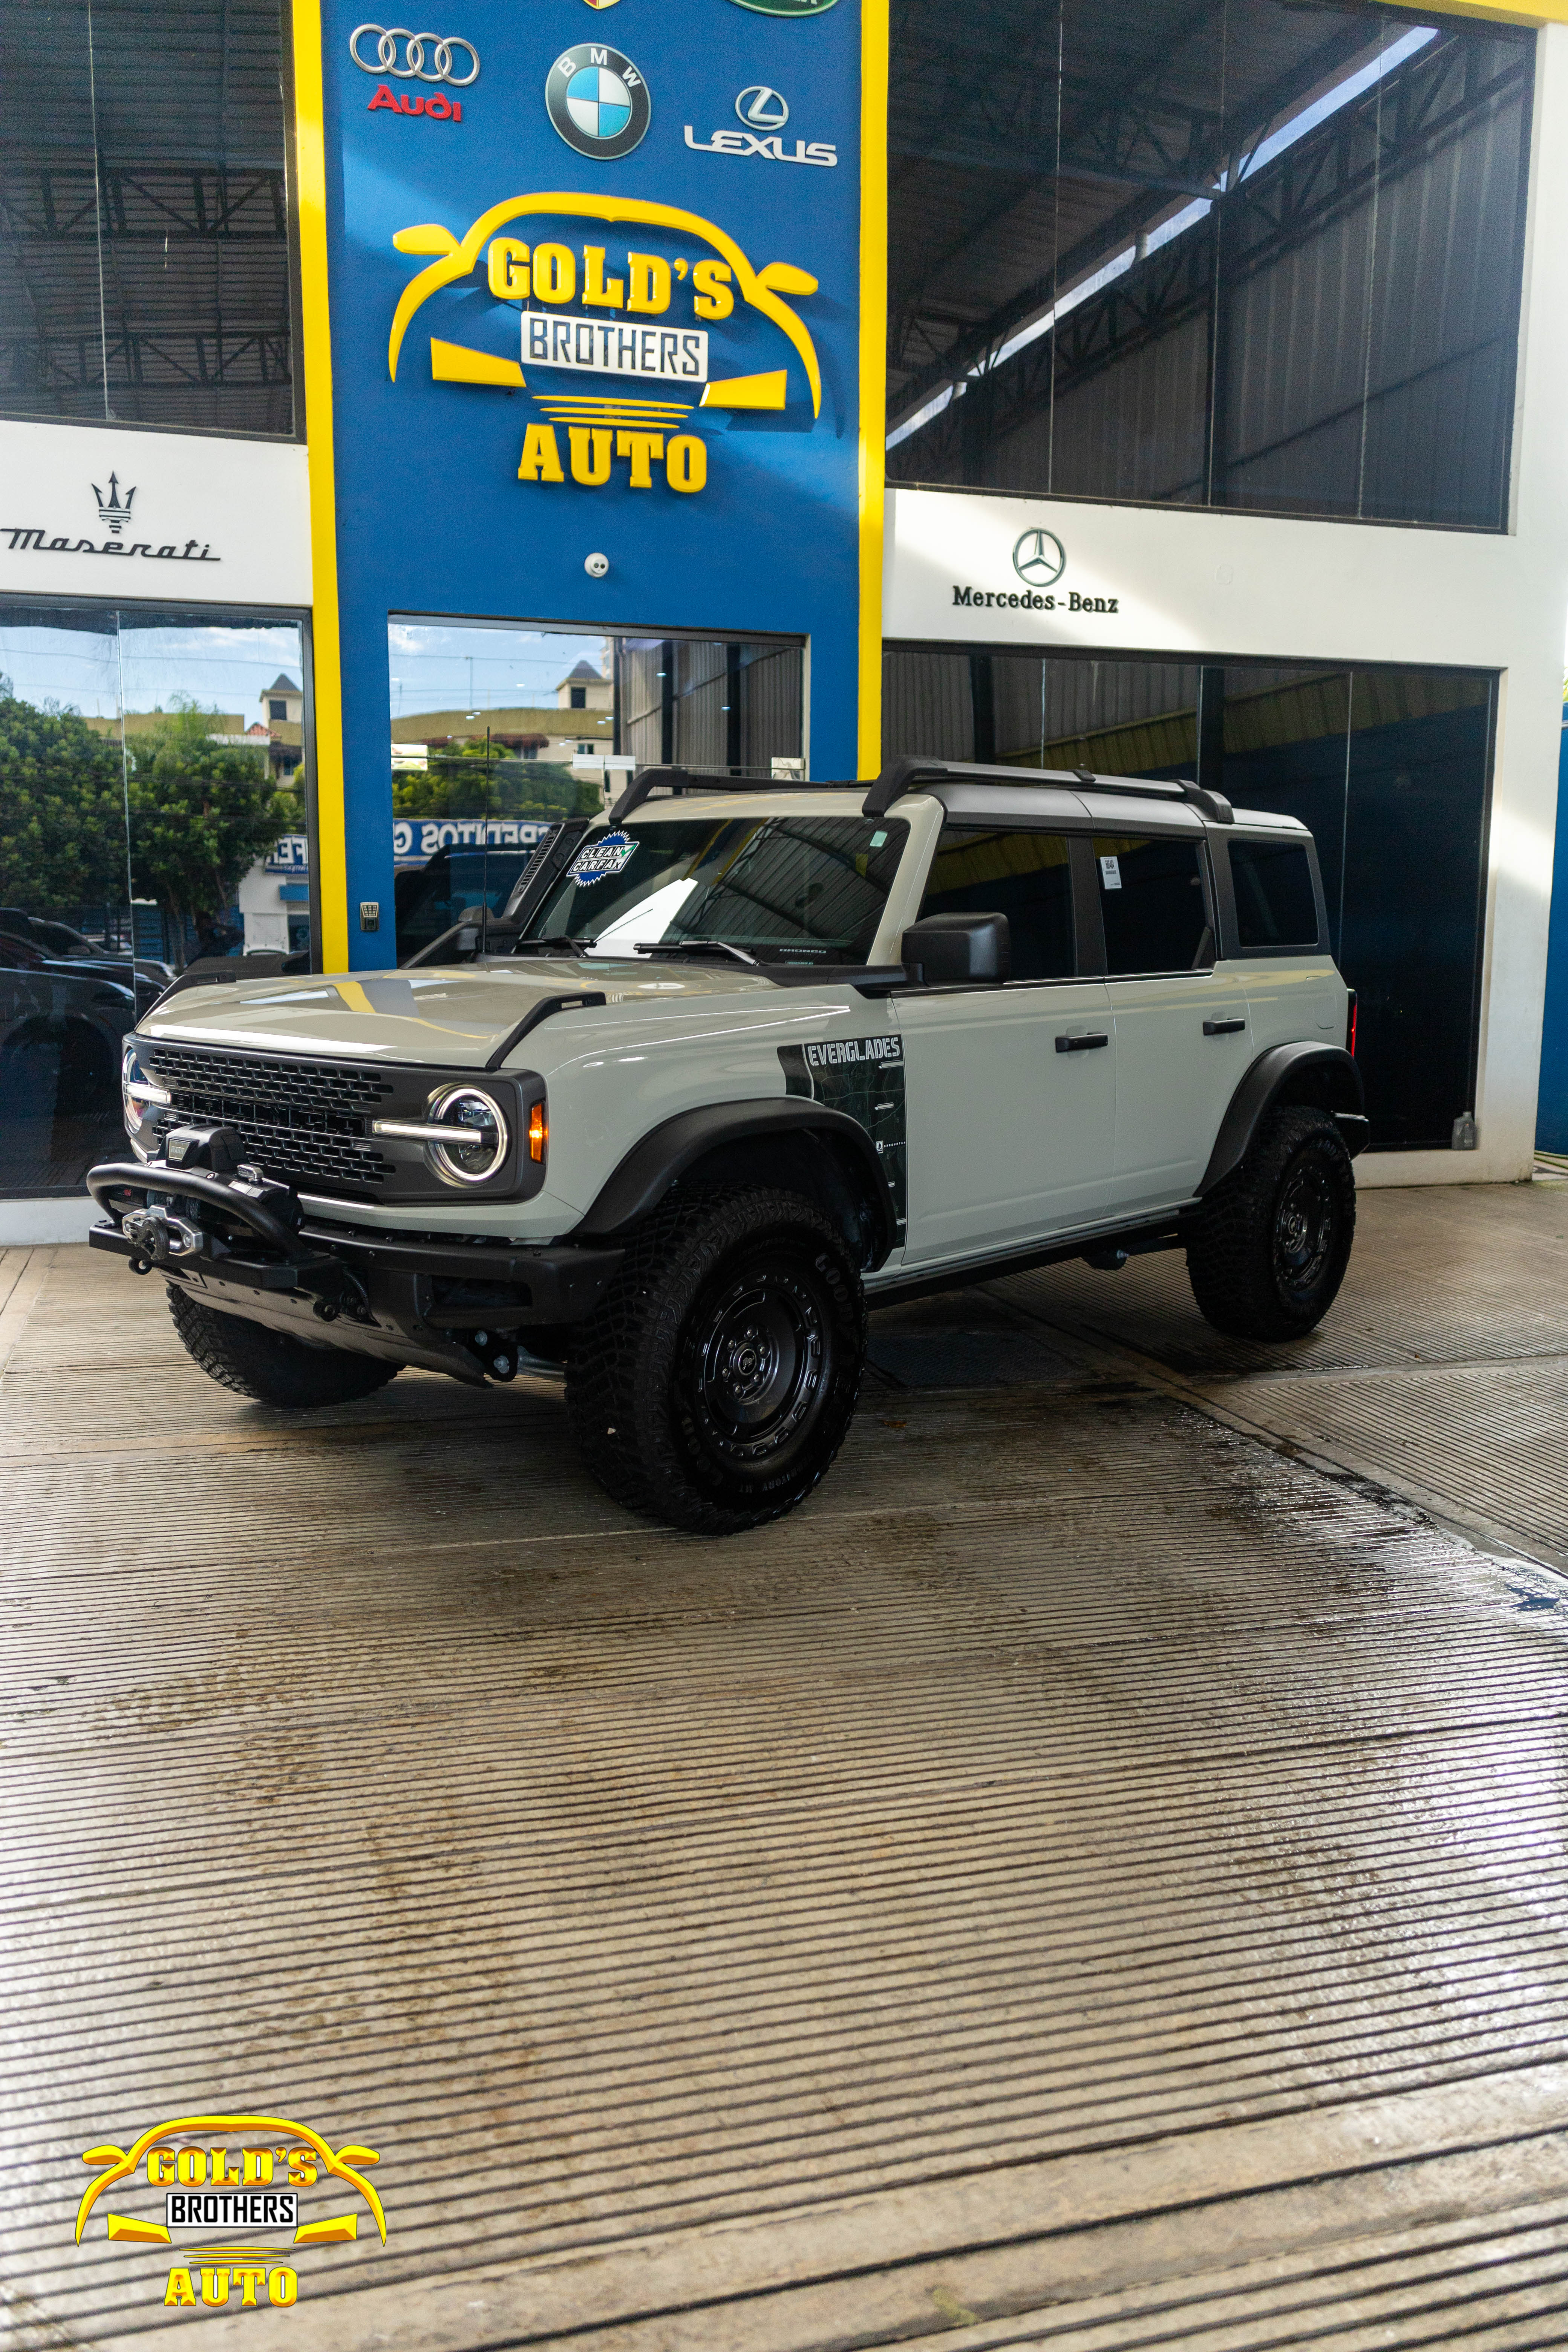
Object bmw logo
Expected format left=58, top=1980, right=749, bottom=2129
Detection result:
left=550, top=42, right=653, bottom=159
left=546, top=41, right=651, bottom=159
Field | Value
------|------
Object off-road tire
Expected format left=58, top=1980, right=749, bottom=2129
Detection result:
left=1186, top=1104, right=1355, bottom=1340
left=565, top=1185, right=866, bottom=1534
left=168, top=1284, right=399, bottom=1407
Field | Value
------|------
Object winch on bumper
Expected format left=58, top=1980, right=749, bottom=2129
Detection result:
left=86, top=1122, right=624, bottom=1384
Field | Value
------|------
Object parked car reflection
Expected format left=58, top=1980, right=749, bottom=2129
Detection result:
left=0, top=915, right=165, bottom=1191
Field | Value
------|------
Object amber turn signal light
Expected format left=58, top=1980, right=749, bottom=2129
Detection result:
left=528, top=1101, right=547, bottom=1162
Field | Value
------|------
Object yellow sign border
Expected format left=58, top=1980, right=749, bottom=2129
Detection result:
left=859, top=0, right=890, bottom=780
left=289, top=2, right=893, bottom=958
left=1384, top=0, right=1568, bottom=20
left=291, top=0, right=350, bottom=973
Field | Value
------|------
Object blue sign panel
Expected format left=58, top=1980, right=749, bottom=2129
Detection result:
left=317, top=0, right=874, bottom=965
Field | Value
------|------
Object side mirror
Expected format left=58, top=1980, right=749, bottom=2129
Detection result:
left=900, top=912, right=1011, bottom=985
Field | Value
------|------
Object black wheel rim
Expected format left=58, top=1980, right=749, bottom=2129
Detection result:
left=1274, top=1153, right=1336, bottom=1299
left=684, top=1255, right=831, bottom=1476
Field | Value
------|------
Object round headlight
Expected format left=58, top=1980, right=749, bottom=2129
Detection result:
left=121, top=1043, right=170, bottom=1158
left=427, top=1085, right=509, bottom=1186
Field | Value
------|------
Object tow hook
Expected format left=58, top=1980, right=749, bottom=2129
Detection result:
left=122, top=1205, right=206, bottom=1275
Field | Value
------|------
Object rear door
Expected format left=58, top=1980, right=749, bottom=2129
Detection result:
left=1223, top=830, right=1346, bottom=1053
left=898, top=823, right=1116, bottom=1265
left=1092, top=829, right=1253, bottom=1214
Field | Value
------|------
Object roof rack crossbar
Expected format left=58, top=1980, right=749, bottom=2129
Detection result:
left=861, top=756, right=1233, bottom=824
left=605, top=757, right=1234, bottom=827
left=606, top=765, right=697, bottom=824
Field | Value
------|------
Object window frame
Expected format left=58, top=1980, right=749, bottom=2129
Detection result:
left=906, top=818, right=1087, bottom=990
left=1213, top=832, right=1329, bottom=959
left=896, top=813, right=1235, bottom=990
left=1084, top=826, right=1222, bottom=983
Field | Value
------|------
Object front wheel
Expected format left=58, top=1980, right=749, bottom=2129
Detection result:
left=168, top=1285, right=400, bottom=1407
left=1185, top=1105, right=1355, bottom=1340
left=565, top=1186, right=866, bottom=1533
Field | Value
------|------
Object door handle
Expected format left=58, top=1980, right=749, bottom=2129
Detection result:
left=1055, top=1032, right=1109, bottom=1052
left=1203, top=1018, right=1247, bottom=1037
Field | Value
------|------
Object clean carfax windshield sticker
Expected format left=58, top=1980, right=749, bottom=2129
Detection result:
left=782, top=1038, right=906, bottom=1236
left=568, top=831, right=636, bottom=884
left=72, top=2110, right=387, bottom=2311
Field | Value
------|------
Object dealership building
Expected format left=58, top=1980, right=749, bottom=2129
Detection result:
left=3, top=0, right=1568, bottom=1224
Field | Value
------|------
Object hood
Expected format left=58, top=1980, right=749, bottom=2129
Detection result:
left=139, top=957, right=783, bottom=1068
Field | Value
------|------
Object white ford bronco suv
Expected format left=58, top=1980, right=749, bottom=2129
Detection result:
left=89, top=760, right=1366, bottom=1532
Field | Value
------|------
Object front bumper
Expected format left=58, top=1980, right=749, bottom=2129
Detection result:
left=87, top=1159, right=623, bottom=1381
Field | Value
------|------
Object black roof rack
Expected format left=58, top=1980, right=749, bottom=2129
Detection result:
left=605, top=756, right=1234, bottom=828
left=861, top=756, right=1233, bottom=825
left=606, top=765, right=698, bottom=824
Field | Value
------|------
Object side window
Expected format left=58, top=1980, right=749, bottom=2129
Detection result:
left=1228, top=838, right=1320, bottom=951
left=917, top=828, right=1075, bottom=981
left=1094, top=835, right=1212, bottom=975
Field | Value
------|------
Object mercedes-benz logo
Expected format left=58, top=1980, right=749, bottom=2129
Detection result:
left=736, top=85, right=789, bottom=130
left=1013, top=528, right=1065, bottom=587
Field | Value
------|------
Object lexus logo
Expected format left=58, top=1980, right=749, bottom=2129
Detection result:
left=1013, top=527, right=1065, bottom=587
left=349, top=24, right=480, bottom=84
left=735, top=85, right=788, bottom=129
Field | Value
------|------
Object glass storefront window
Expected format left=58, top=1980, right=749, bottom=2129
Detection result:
left=387, top=620, right=806, bottom=963
left=618, top=637, right=805, bottom=778
left=884, top=643, right=1493, bottom=1150
left=888, top=0, right=1532, bottom=530
left=0, top=600, right=307, bottom=1193
left=0, top=0, right=294, bottom=435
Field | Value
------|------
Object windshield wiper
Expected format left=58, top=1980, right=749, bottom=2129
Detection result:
left=635, top=938, right=759, bottom=967
left=510, top=934, right=599, bottom=955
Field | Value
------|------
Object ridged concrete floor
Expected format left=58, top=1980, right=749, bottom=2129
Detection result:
left=4, top=1180, right=1568, bottom=2350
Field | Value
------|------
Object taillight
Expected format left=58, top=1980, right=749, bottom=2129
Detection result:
left=1348, top=991, right=1358, bottom=1058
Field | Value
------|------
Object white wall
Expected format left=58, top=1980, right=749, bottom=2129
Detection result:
left=0, top=419, right=311, bottom=608
left=884, top=22, right=1568, bottom=1190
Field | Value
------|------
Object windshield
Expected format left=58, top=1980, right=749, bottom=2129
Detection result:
left=516, top=815, right=910, bottom=965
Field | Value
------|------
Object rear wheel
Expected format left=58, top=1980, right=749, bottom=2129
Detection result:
left=1186, top=1105, right=1355, bottom=1340
left=565, top=1185, right=866, bottom=1533
left=168, top=1285, right=400, bottom=1407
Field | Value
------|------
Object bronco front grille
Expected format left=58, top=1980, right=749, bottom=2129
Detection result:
left=141, top=1044, right=398, bottom=1194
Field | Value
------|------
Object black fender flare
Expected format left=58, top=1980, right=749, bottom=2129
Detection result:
left=572, top=1098, right=900, bottom=1266
left=1199, top=1044, right=1367, bottom=1194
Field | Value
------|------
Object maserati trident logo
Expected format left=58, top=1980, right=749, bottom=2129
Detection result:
left=0, top=477, right=218, bottom=565
left=93, top=472, right=135, bottom=536
left=1012, top=527, right=1065, bottom=587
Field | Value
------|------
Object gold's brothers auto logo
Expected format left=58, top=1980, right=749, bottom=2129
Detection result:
left=74, top=2112, right=387, bottom=2311
left=387, top=190, right=824, bottom=499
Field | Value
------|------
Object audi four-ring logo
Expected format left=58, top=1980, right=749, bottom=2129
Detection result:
left=349, top=24, right=480, bottom=84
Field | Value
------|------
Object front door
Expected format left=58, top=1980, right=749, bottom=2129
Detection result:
left=1090, top=830, right=1252, bottom=1214
left=898, top=824, right=1117, bottom=1266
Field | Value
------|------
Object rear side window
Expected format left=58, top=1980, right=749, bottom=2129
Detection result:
left=918, top=828, right=1075, bottom=981
left=1229, top=837, right=1320, bottom=950
left=1094, top=836, right=1211, bottom=975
